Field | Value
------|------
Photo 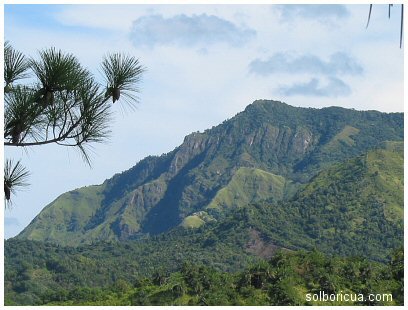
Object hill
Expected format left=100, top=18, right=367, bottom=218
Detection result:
left=16, top=100, right=403, bottom=246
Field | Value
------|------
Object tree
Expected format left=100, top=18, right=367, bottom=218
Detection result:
left=4, top=42, right=144, bottom=204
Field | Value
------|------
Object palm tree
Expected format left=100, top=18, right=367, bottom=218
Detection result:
left=4, top=42, right=144, bottom=204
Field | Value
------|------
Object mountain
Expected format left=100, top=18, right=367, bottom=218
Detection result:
left=17, top=100, right=403, bottom=246
left=6, top=100, right=404, bottom=306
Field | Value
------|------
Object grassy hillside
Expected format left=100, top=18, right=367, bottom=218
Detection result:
left=206, top=167, right=286, bottom=210
left=18, top=185, right=105, bottom=244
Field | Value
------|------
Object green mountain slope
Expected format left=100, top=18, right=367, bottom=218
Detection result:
left=206, top=167, right=286, bottom=210
left=19, top=185, right=106, bottom=243
left=16, top=100, right=403, bottom=246
left=11, top=145, right=403, bottom=263
left=246, top=145, right=403, bottom=261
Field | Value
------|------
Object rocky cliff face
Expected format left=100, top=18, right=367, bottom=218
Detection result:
left=17, top=100, right=403, bottom=245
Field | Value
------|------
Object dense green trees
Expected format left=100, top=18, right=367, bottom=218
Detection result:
left=5, top=242, right=403, bottom=306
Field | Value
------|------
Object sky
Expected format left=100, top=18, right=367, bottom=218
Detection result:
left=3, top=3, right=404, bottom=238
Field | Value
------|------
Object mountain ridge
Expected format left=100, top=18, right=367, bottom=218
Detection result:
left=17, top=100, right=403, bottom=246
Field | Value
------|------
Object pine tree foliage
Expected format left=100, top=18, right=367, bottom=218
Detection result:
left=3, top=42, right=144, bottom=202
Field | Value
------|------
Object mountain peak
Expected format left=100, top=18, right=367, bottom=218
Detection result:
left=245, top=99, right=292, bottom=113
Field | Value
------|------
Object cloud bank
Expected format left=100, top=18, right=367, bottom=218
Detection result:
left=275, top=4, right=350, bottom=23
left=249, top=52, right=363, bottom=76
left=130, top=14, right=256, bottom=48
left=278, top=77, right=351, bottom=98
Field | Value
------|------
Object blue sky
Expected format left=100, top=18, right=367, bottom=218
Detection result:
left=3, top=4, right=404, bottom=238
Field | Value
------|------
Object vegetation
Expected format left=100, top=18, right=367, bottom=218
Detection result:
left=207, top=167, right=286, bottom=210
left=3, top=42, right=144, bottom=203
left=6, top=145, right=404, bottom=305
left=5, top=242, right=403, bottom=306
left=250, top=146, right=404, bottom=261
left=181, top=215, right=205, bottom=228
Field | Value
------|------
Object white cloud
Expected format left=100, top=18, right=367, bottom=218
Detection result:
left=249, top=52, right=363, bottom=76
left=54, top=5, right=146, bottom=31
left=278, top=77, right=351, bottom=98
left=275, top=4, right=350, bottom=24
left=129, top=14, right=256, bottom=48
